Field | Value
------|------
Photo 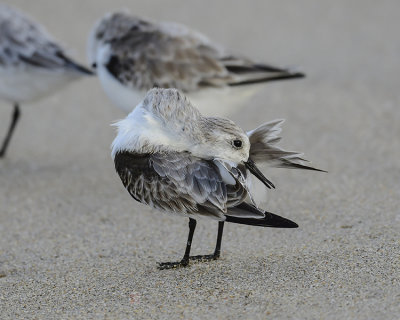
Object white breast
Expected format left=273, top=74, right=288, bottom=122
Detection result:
left=0, top=66, right=78, bottom=103
left=96, top=45, right=145, bottom=113
left=97, top=63, right=145, bottom=113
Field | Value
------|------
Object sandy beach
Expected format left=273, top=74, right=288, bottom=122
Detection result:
left=0, top=0, right=399, bottom=319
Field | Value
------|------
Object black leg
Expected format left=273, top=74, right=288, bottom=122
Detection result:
left=0, top=103, right=20, bottom=158
left=214, top=221, right=225, bottom=258
left=190, top=221, right=225, bottom=262
left=158, top=218, right=197, bottom=270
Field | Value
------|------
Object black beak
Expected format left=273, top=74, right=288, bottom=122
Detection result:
left=245, top=159, right=275, bottom=189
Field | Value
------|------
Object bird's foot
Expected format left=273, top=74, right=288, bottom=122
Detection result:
left=157, top=253, right=220, bottom=269
left=158, top=258, right=189, bottom=270
left=189, top=253, right=220, bottom=262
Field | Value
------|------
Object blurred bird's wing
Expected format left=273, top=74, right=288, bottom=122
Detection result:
left=247, top=119, right=325, bottom=171
left=101, top=15, right=304, bottom=92
left=0, top=5, right=92, bottom=74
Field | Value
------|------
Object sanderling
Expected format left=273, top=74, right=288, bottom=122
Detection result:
left=88, top=11, right=305, bottom=114
left=112, top=88, right=323, bottom=269
left=0, top=4, right=93, bottom=157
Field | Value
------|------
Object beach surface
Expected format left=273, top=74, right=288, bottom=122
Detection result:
left=0, top=1, right=399, bottom=319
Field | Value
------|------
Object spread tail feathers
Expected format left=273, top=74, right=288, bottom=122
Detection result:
left=247, top=119, right=326, bottom=172
left=225, top=203, right=298, bottom=228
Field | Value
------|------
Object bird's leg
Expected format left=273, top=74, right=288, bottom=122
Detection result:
left=0, top=103, right=20, bottom=158
left=158, top=218, right=197, bottom=270
left=190, top=221, right=224, bottom=262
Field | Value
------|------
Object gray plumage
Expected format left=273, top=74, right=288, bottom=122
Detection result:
left=0, top=4, right=92, bottom=74
left=89, top=11, right=304, bottom=92
left=112, top=88, right=323, bottom=222
left=114, top=151, right=253, bottom=221
left=112, top=88, right=324, bottom=268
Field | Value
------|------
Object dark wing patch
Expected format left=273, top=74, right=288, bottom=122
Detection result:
left=103, top=21, right=232, bottom=91
left=114, top=151, right=228, bottom=219
left=19, top=50, right=93, bottom=74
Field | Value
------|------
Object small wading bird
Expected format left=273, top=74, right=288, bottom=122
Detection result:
left=0, top=5, right=93, bottom=157
left=112, top=88, right=324, bottom=269
left=88, top=11, right=304, bottom=114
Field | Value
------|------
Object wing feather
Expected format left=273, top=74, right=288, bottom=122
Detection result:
left=115, top=151, right=229, bottom=219
left=114, top=150, right=285, bottom=222
left=100, top=13, right=302, bottom=92
left=0, top=5, right=92, bottom=74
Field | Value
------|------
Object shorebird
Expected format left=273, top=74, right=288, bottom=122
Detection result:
left=88, top=11, right=304, bottom=114
left=0, top=4, right=93, bottom=157
left=112, top=88, right=323, bottom=269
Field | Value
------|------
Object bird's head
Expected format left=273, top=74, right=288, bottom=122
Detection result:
left=87, top=10, right=153, bottom=71
left=196, top=117, right=251, bottom=164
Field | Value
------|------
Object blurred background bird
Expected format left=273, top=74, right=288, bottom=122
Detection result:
left=88, top=11, right=305, bottom=115
left=0, top=4, right=93, bottom=158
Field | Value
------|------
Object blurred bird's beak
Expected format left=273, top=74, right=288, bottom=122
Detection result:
left=245, top=159, right=275, bottom=189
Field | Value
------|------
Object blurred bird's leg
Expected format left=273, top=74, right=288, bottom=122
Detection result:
left=190, top=221, right=225, bottom=261
left=158, top=218, right=197, bottom=270
left=0, top=103, right=20, bottom=158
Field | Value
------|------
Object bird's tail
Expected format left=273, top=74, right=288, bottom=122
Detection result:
left=222, top=57, right=305, bottom=86
left=247, top=119, right=325, bottom=172
left=225, top=203, right=298, bottom=228
left=57, top=52, right=94, bottom=76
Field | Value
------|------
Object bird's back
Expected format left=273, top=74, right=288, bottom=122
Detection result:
left=0, top=5, right=92, bottom=102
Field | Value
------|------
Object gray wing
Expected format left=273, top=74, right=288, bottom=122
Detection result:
left=114, top=151, right=258, bottom=220
left=104, top=20, right=229, bottom=91
left=0, top=5, right=92, bottom=74
left=151, top=152, right=228, bottom=217
left=114, top=151, right=227, bottom=219
left=103, top=15, right=303, bottom=92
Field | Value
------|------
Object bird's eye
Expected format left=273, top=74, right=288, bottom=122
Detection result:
left=92, top=63, right=97, bottom=69
left=232, top=139, right=243, bottom=149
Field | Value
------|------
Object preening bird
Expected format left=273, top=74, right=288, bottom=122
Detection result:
left=112, top=88, right=323, bottom=269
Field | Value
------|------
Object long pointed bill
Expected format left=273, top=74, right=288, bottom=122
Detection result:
left=245, top=159, right=275, bottom=189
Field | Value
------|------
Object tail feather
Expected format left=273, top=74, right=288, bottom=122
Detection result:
left=225, top=203, right=298, bottom=228
left=228, top=73, right=305, bottom=86
left=57, top=52, right=94, bottom=76
left=223, top=59, right=305, bottom=86
left=247, top=120, right=326, bottom=172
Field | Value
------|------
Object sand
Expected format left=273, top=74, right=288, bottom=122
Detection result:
left=0, top=0, right=399, bottom=319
